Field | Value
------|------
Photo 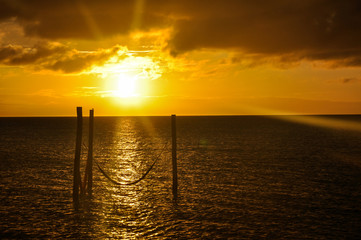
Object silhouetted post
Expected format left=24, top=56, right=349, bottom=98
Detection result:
left=171, top=114, right=178, bottom=199
left=73, top=107, right=83, bottom=209
left=86, top=109, right=94, bottom=197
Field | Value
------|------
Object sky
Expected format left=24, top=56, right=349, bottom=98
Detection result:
left=1, top=0, right=361, bottom=116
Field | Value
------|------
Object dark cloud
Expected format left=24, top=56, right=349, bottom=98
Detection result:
left=167, top=0, right=361, bottom=66
left=167, top=1, right=361, bottom=52
left=0, top=42, right=125, bottom=73
left=1, top=0, right=361, bottom=65
left=342, top=78, right=360, bottom=84
left=0, top=0, right=167, bottom=39
left=0, top=42, right=67, bottom=65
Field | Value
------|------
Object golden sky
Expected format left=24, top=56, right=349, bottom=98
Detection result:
left=1, top=0, right=361, bottom=116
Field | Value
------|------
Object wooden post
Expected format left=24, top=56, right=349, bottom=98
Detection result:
left=86, top=109, right=94, bottom=197
left=73, top=107, right=82, bottom=209
left=171, top=114, right=178, bottom=199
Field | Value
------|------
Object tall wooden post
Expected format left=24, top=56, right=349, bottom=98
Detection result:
left=73, top=107, right=82, bottom=209
left=86, top=109, right=94, bottom=197
left=171, top=114, right=178, bottom=199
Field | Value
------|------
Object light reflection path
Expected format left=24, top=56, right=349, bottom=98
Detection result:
left=92, top=117, right=172, bottom=238
left=96, top=118, right=146, bottom=239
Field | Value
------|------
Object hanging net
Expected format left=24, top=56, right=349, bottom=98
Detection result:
left=95, top=142, right=168, bottom=186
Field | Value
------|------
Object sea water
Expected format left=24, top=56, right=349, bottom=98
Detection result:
left=1, top=116, right=361, bottom=239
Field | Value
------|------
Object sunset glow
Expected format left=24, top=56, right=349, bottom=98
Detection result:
left=0, top=1, right=361, bottom=116
left=2, top=1, right=361, bottom=238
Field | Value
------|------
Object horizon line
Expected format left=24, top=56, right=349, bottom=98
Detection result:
left=1, top=113, right=360, bottom=118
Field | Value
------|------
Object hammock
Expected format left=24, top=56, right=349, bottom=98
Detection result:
left=95, top=142, right=168, bottom=186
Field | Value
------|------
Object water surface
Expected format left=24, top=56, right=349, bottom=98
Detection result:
left=1, top=116, right=361, bottom=239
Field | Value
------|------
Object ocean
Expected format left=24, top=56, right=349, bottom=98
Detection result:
left=1, top=115, right=361, bottom=239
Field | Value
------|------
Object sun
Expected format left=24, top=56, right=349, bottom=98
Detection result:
left=89, top=55, right=162, bottom=104
left=114, top=72, right=138, bottom=98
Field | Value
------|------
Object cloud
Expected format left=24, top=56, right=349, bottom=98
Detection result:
left=166, top=1, right=361, bottom=56
left=342, top=77, right=360, bottom=84
left=45, top=45, right=127, bottom=73
left=0, top=42, right=67, bottom=65
left=167, top=0, right=361, bottom=67
left=1, top=0, right=361, bottom=66
left=0, top=42, right=127, bottom=73
left=0, top=0, right=167, bottom=39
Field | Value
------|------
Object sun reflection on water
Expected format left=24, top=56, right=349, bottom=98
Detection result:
left=92, top=116, right=172, bottom=238
left=107, top=117, right=142, bottom=186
